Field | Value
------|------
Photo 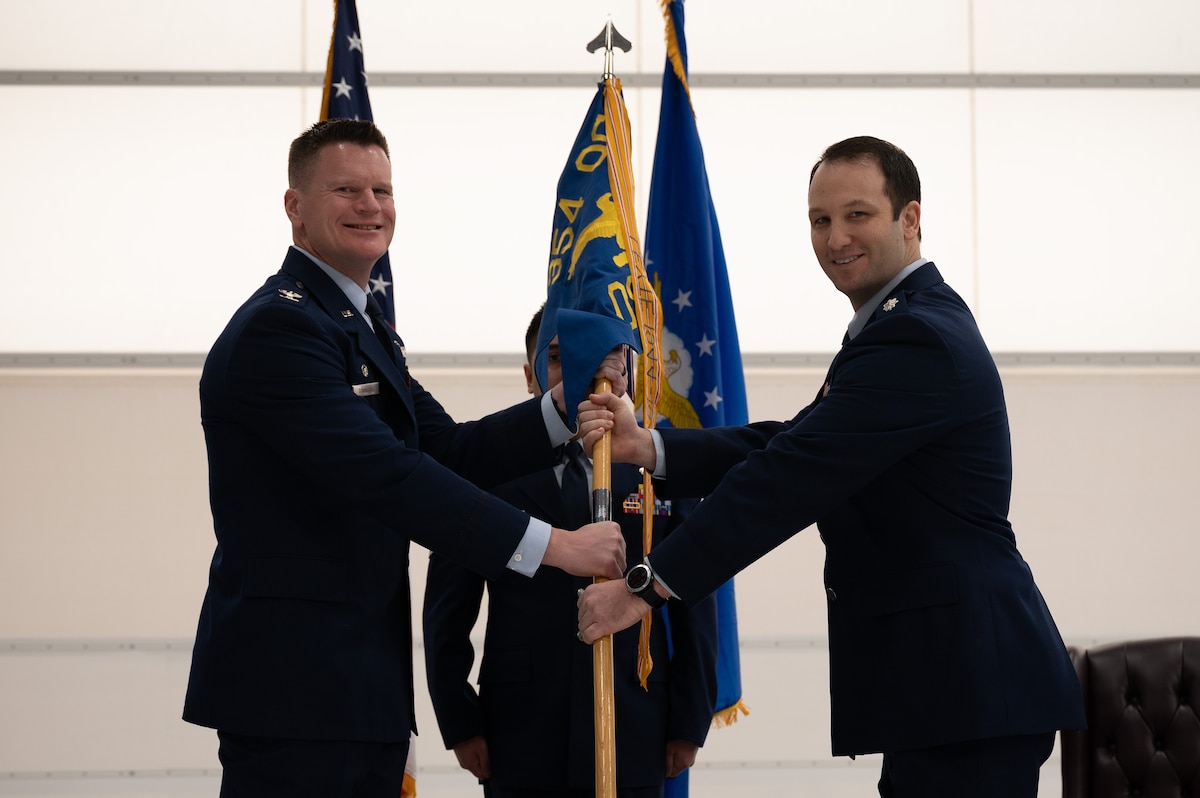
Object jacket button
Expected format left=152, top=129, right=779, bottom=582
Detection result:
left=826, top=587, right=837, bottom=602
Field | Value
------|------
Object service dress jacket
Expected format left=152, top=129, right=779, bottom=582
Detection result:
left=646, top=262, right=1086, bottom=756
left=183, top=248, right=557, bottom=743
left=423, top=461, right=719, bottom=791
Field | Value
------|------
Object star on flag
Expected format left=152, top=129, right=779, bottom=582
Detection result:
left=671, top=289, right=693, bottom=312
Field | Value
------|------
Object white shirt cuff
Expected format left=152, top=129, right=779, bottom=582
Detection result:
left=650, top=428, right=667, bottom=478
left=540, top=392, right=575, bottom=447
left=646, top=556, right=680, bottom=599
left=508, top=517, right=551, bottom=576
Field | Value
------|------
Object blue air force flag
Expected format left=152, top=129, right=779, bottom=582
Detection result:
left=646, top=1, right=748, bottom=433
left=648, top=0, right=750, bottom=757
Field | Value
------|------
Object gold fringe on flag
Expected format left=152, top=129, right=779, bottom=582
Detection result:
left=712, top=699, right=751, bottom=728
left=662, top=0, right=695, bottom=112
left=318, top=0, right=339, bottom=120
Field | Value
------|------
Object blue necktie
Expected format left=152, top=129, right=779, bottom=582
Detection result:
left=364, top=293, right=397, bottom=364
left=364, top=293, right=411, bottom=388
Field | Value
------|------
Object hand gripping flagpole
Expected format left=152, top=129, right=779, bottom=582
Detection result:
left=585, top=21, right=631, bottom=798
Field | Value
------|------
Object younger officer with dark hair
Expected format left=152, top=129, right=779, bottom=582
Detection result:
left=578, top=136, right=1085, bottom=798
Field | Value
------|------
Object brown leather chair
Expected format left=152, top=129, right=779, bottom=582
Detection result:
left=1061, top=637, right=1200, bottom=797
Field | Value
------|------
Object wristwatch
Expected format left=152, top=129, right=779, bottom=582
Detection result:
left=624, top=562, right=667, bottom=609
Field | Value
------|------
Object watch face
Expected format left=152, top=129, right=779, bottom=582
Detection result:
left=627, top=564, right=651, bottom=592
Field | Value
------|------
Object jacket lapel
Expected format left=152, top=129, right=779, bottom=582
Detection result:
left=279, top=250, right=417, bottom=420
left=863, top=261, right=944, bottom=332
left=508, top=469, right=573, bottom=526
left=821, top=262, right=947, bottom=399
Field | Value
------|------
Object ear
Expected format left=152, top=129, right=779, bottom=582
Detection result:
left=523, top=362, right=537, bottom=396
left=900, top=200, right=921, bottom=240
left=283, top=188, right=301, bottom=222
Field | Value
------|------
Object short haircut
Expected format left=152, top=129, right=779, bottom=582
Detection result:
left=288, top=119, right=391, bottom=189
left=524, top=304, right=545, bottom=365
left=809, top=136, right=921, bottom=222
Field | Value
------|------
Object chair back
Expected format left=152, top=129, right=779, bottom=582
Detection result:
left=1061, top=637, right=1200, bottom=797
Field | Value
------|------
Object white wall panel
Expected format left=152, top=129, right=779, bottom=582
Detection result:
left=0, top=0, right=306, bottom=72
left=338, top=0, right=656, bottom=74
left=0, top=86, right=305, bottom=353
left=973, top=89, right=1200, bottom=350
left=2, top=1, right=1199, bottom=354
left=1004, top=367, right=1200, bottom=638
left=654, top=0, right=974, bottom=74
left=974, top=0, right=1200, bottom=73
left=0, top=370, right=212, bottom=639
left=688, top=87, right=979, bottom=351
left=11, top=0, right=1197, bottom=78
left=347, top=0, right=972, bottom=75
left=0, top=645, right=211, bottom=773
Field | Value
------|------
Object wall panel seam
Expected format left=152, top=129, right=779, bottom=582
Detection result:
left=2, top=70, right=1199, bottom=89
left=2, top=351, right=1199, bottom=369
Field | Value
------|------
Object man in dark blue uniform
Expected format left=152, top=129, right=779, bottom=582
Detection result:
left=578, top=136, right=1085, bottom=798
left=424, top=306, right=719, bottom=798
left=183, top=119, right=629, bottom=798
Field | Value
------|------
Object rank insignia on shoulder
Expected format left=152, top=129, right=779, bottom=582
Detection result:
left=278, top=289, right=303, bottom=303
left=622, top=488, right=672, bottom=516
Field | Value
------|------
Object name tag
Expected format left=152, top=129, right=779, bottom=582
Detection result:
left=352, top=381, right=380, bottom=397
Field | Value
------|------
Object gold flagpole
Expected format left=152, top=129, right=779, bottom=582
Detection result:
left=589, top=378, right=617, bottom=798
left=584, top=22, right=631, bottom=798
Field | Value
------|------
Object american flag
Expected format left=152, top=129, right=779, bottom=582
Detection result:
left=322, top=12, right=410, bottom=793
left=321, top=0, right=395, bottom=326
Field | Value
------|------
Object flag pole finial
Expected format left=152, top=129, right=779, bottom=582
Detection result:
left=586, top=18, right=632, bottom=79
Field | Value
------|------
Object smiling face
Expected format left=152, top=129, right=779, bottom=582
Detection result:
left=807, top=157, right=921, bottom=310
left=284, top=142, right=395, bottom=287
